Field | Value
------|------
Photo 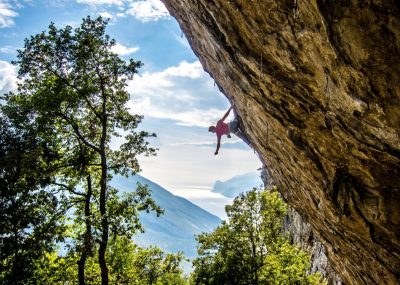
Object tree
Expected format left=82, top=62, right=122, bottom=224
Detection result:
left=191, top=188, right=323, bottom=285
left=133, top=246, right=185, bottom=285
left=0, top=110, right=65, bottom=284
left=260, top=240, right=322, bottom=285
left=10, top=16, right=158, bottom=285
left=107, top=236, right=137, bottom=284
left=32, top=237, right=187, bottom=285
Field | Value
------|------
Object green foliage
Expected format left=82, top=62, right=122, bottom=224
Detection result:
left=33, top=252, right=83, bottom=285
left=0, top=112, right=65, bottom=285
left=191, top=188, right=323, bottom=285
left=107, top=183, right=164, bottom=239
left=133, top=246, right=186, bottom=285
left=32, top=237, right=187, bottom=285
left=107, top=236, right=137, bottom=284
left=260, top=240, right=323, bottom=285
left=1, top=15, right=159, bottom=284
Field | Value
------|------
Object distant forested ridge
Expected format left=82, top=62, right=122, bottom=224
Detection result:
left=112, top=174, right=221, bottom=259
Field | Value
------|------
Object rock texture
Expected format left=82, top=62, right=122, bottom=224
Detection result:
left=262, top=167, right=343, bottom=284
left=162, top=0, right=400, bottom=284
left=284, top=207, right=344, bottom=284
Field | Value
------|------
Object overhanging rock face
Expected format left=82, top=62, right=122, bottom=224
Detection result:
left=162, top=0, right=400, bottom=284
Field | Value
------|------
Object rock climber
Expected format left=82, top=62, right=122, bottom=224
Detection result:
left=208, top=106, right=251, bottom=155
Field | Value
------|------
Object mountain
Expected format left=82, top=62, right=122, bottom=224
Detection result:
left=211, top=172, right=263, bottom=198
left=111, top=175, right=221, bottom=259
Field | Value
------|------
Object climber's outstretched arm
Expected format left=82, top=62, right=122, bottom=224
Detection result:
left=220, top=107, right=232, bottom=122
left=215, top=136, right=221, bottom=155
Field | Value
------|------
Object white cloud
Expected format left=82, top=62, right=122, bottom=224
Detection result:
left=0, top=61, right=18, bottom=94
left=99, top=11, right=113, bottom=19
left=76, top=0, right=124, bottom=5
left=110, top=42, right=139, bottom=56
left=127, top=60, right=230, bottom=127
left=172, top=186, right=233, bottom=219
left=75, top=0, right=170, bottom=22
left=170, top=139, right=242, bottom=147
left=139, top=145, right=262, bottom=218
left=0, top=2, right=18, bottom=28
left=163, top=61, right=203, bottom=78
left=126, top=0, right=169, bottom=22
left=131, top=101, right=225, bottom=127
left=0, top=45, right=16, bottom=54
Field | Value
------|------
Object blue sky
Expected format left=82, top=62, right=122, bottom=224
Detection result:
left=0, top=0, right=261, bottom=217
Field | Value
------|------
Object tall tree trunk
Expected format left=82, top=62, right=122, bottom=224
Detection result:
left=99, top=109, right=109, bottom=285
left=78, top=174, right=93, bottom=285
left=99, top=154, right=108, bottom=285
left=12, top=225, right=19, bottom=285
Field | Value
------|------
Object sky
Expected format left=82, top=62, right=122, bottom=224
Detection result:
left=0, top=0, right=262, bottom=218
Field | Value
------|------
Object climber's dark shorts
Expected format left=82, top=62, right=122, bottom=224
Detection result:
left=229, top=119, right=239, bottom=133
left=229, top=118, right=252, bottom=147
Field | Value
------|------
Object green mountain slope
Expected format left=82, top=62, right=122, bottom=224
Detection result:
left=111, top=175, right=221, bottom=259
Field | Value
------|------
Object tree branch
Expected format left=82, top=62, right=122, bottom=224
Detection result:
left=48, top=66, right=103, bottom=120
left=57, top=112, right=101, bottom=153
left=53, top=182, right=86, bottom=197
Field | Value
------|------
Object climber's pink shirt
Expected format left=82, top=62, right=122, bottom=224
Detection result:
left=215, top=120, right=229, bottom=138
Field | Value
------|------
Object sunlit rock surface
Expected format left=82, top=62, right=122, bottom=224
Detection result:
left=162, top=1, right=400, bottom=284
left=283, top=207, right=344, bottom=284
left=262, top=168, right=342, bottom=284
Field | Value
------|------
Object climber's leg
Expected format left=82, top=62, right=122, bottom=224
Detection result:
left=235, top=129, right=252, bottom=147
left=229, top=111, right=252, bottom=147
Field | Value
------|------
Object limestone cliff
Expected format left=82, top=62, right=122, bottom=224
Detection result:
left=162, top=0, right=400, bottom=284
left=262, top=168, right=342, bottom=284
left=284, top=207, right=343, bottom=284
